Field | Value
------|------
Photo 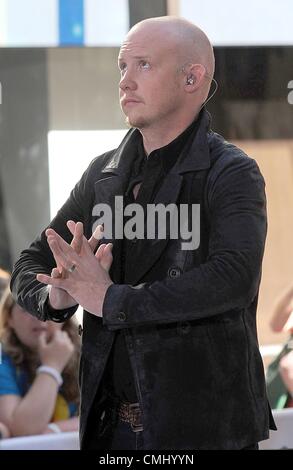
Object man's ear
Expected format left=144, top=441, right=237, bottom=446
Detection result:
left=184, top=64, right=206, bottom=90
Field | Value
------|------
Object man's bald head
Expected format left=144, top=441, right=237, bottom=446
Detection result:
left=119, top=16, right=215, bottom=138
left=127, top=16, right=215, bottom=79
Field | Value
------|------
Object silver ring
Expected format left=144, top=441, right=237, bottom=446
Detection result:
left=68, top=264, right=76, bottom=273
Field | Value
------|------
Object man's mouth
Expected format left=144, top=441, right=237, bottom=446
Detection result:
left=121, top=98, right=141, bottom=106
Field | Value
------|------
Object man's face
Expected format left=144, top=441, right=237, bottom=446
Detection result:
left=118, top=28, right=185, bottom=130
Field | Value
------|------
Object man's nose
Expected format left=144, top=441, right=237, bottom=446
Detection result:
left=119, top=70, right=137, bottom=91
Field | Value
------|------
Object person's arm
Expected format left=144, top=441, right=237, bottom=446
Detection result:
left=102, top=155, right=267, bottom=328
left=270, top=285, right=293, bottom=332
left=0, top=421, right=11, bottom=439
left=43, top=416, right=79, bottom=434
left=0, top=375, right=59, bottom=436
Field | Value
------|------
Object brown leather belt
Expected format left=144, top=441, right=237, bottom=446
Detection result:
left=116, top=401, right=143, bottom=433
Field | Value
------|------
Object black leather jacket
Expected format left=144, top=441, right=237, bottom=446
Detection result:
left=11, top=110, right=275, bottom=449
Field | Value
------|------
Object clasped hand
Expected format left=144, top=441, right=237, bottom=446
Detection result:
left=36, top=221, right=113, bottom=317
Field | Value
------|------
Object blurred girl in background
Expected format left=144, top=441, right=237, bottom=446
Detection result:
left=0, top=288, right=80, bottom=436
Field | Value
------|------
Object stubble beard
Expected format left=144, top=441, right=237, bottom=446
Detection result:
left=125, top=114, right=149, bottom=130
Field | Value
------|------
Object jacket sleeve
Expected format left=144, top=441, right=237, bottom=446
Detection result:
left=10, top=157, right=101, bottom=322
left=102, top=154, right=267, bottom=330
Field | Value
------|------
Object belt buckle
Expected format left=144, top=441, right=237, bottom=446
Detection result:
left=128, top=403, right=143, bottom=433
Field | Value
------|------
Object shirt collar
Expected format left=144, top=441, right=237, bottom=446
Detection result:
left=139, top=113, right=201, bottom=175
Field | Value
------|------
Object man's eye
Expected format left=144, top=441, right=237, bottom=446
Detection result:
left=140, top=61, right=150, bottom=69
left=119, top=63, right=127, bottom=73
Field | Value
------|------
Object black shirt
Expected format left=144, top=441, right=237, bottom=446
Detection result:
left=105, top=116, right=201, bottom=403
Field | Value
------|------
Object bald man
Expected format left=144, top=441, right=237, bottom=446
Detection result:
left=11, top=17, right=275, bottom=450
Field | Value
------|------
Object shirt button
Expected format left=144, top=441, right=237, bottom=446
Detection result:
left=118, top=311, right=127, bottom=322
left=168, top=267, right=182, bottom=278
left=78, top=324, right=83, bottom=336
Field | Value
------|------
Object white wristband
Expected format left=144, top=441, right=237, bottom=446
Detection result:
left=36, top=365, right=63, bottom=387
left=47, top=423, right=61, bottom=433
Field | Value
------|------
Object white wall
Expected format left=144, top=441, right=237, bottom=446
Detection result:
left=180, top=0, right=293, bottom=45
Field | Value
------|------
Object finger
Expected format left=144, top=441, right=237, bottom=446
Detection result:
left=95, top=243, right=106, bottom=261
left=51, top=267, right=61, bottom=278
left=71, top=222, right=83, bottom=254
left=45, top=232, right=63, bottom=273
left=47, top=237, right=69, bottom=271
left=46, top=230, right=74, bottom=258
left=45, top=227, right=59, bottom=238
left=52, top=266, right=68, bottom=280
left=68, top=221, right=103, bottom=254
left=104, top=242, right=113, bottom=254
left=67, top=221, right=92, bottom=260
left=47, top=235, right=79, bottom=271
left=36, top=273, right=69, bottom=289
left=46, top=229, right=68, bottom=274
left=66, top=220, right=76, bottom=236
left=101, top=243, right=113, bottom=271
left=93, top=224, right=104, bottom=240
left=96, top=243, right=113, bottom=271
left=88, top=225, right=104, bottom=252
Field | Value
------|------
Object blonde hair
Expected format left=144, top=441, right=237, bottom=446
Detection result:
left=0, top=287, right=80, bottom=405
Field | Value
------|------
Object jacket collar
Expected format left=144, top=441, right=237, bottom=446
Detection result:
left=101, top=108, right=212, bottom=177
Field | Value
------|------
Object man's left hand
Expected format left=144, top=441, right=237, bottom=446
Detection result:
left=36, top=224, right=113, bottom=317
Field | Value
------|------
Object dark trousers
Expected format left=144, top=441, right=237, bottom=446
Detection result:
left=93, top=402, right=259, bottom=450
left=110, top=419, right=144, bottom=450
left=92, top=402, right=144, bottom=450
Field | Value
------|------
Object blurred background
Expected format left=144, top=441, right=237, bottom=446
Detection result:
left=0, top=0, right=293, bottom=354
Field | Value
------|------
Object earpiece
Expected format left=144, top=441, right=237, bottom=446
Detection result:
left=186, top=75, right=195, bottom=85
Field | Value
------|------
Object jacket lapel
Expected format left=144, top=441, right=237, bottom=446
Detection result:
left=92, top=128, right=141, bottom=283
left=93, top=127, right=139, bottom=245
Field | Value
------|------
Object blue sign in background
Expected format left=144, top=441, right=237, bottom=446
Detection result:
left=59, top=0, right=84, bottom=46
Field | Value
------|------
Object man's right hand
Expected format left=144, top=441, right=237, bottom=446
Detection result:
left=47, top=221, right=113, bottom=311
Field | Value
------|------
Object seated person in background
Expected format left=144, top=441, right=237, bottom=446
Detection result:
left=278, top=350, right=293, bottom=407
left=0, top=421, right=10, bottom=439
left=269, top=284, right=293, bottom=407
left=270, top=284, right=293, bottom=333
left=0, top=288, right=80, bottom=436
left=0, top=268, right=10, bottom=297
